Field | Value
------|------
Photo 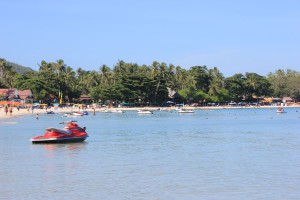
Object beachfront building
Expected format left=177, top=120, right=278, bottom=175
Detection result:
left=0, top=88, right=33, bottom=106
left=261, top=97, right=296, bottom=106
left=78, top=94, right=94, bottom=104
left=17, top=89, right=34, bottom=104
left=282, top=97, right=293, bottom=103
left=0, top=88, right=15, bottom=101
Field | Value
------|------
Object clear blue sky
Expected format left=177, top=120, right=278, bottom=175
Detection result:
left=1, top=0, right=300, bottom=77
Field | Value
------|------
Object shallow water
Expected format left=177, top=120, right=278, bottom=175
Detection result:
left=1, top=108, right=300, bottom=200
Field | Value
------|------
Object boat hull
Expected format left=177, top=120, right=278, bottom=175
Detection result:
left=138, top=112, right=152, bottom=114
left=31, top=136, right=88, bottom=144
left=137, top=110, right=153, bottom=114
left=276, top=111, right=287, bottom=113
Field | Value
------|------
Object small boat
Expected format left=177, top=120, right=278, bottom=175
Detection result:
left=62, top=111, right=83, bottom=117
left=30, top=120, right=88, bottom=144
left=178, top=108, right=194, bottom=113
left=82, top=111, right=89, bottom=115
left=276, top=107, right=286, bottom=113
left=137, top=109, right=153, bottom=114
left=72, top=111, right=84, bottom=116
left=45, top=110, right=55, bottom=114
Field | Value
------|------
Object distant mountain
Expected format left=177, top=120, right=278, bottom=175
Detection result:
left=7, top=61, right=35, bottom=74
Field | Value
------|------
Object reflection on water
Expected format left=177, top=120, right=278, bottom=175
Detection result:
left=38, top=142, right=87, bottom=152
left=1, top=108, right=300, bottom=199
left=30, top=142, right=88, bottom=159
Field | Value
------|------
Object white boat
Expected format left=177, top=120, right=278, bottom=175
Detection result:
left=178, top=108, right=194, bottom=113
left=62, top=111, right=83, bottom=117
left=72, top=112, right=84, bottom=116
left=137, top=109, right=153, bottom=114
left=276, top=108, right=286, bottom=113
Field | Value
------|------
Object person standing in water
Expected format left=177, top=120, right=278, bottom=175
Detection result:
left=9, top=107, right=13, bottom=117
left=36, top=113, right=39, bottom=120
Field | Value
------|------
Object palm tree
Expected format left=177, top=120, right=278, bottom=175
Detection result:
left=208, top=67, right=224, bottom=96
left=138, top=64, right=151, bottom=75
left=150, top=61, right=160, bottom=78
left=175, top=66, right=184, bottom=89
left=76, top=68, right=89, bottom=94
left=0, top=59, right=5, bottom=79
left=99, top=64, right=111, bottom=85
left=113, top=60, right=126, bottom=78
left=86, top=71, right=100, bottom=88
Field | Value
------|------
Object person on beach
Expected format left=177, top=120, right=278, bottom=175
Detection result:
left=9, top=107, right=13, bottom=117
left=4, top=106, right=8, bottom=115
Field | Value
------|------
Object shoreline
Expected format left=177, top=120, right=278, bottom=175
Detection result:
left=1, top=105, right=299, bottom=120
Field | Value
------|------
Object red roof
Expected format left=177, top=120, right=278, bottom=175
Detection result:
left=0, top=88, right=15, bottom=97
left=0, top=88, right=33, bottom=99
left=18, top=89, right=33, bottom=99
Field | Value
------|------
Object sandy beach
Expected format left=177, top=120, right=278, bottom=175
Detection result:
left=0, top=106, right=80, bottom=120
left=0, top=106, right=152, bottom=119
left=1, top=104, right=299, bottom=120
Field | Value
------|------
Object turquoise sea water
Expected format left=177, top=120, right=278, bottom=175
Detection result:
left=1, top=108, right=300, bottom=200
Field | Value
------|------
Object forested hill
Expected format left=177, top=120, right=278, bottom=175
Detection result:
left=7, top=61, right=34, bottom=74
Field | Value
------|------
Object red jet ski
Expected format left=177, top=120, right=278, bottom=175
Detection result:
left=31, top=120, right=88, bottom=144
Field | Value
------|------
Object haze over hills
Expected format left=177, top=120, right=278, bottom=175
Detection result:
left=7, top=61, right=34, bottom=74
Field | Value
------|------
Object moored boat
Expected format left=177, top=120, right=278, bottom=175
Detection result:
left=30, top=120, right=88, bottom=144
left=276, top=107, right=286, bottom=113
left=62, top=111, right=84, bottom=117
left=178, top=108, right=194, bottom=113
left=137, top=109, right=153, bottom=114
left=82, top=110, right=89, bottom=115
left=72, top=111, right=84, bottom=116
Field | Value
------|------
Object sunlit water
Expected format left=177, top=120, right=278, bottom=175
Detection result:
left=1, top=108, right=300, bottom=200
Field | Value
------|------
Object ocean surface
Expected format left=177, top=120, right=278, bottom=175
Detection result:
left=0, top=108, right=300, bottom=200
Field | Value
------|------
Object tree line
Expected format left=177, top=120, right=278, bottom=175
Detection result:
left=1, top=58, right=299, bottom=105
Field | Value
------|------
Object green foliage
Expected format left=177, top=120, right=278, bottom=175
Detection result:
left=225, top=73, right=246, bottom=101
left=2, top=57, right=300, bottom=104
left=0, top=58, right=17, bottom=88
left=190, top=66, right=210, bottom=92
left=245, top=72, right=272, bottom=98
left=268, top=69, right=300, bottom=99
left=194, top=90, right=210, bottom=102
